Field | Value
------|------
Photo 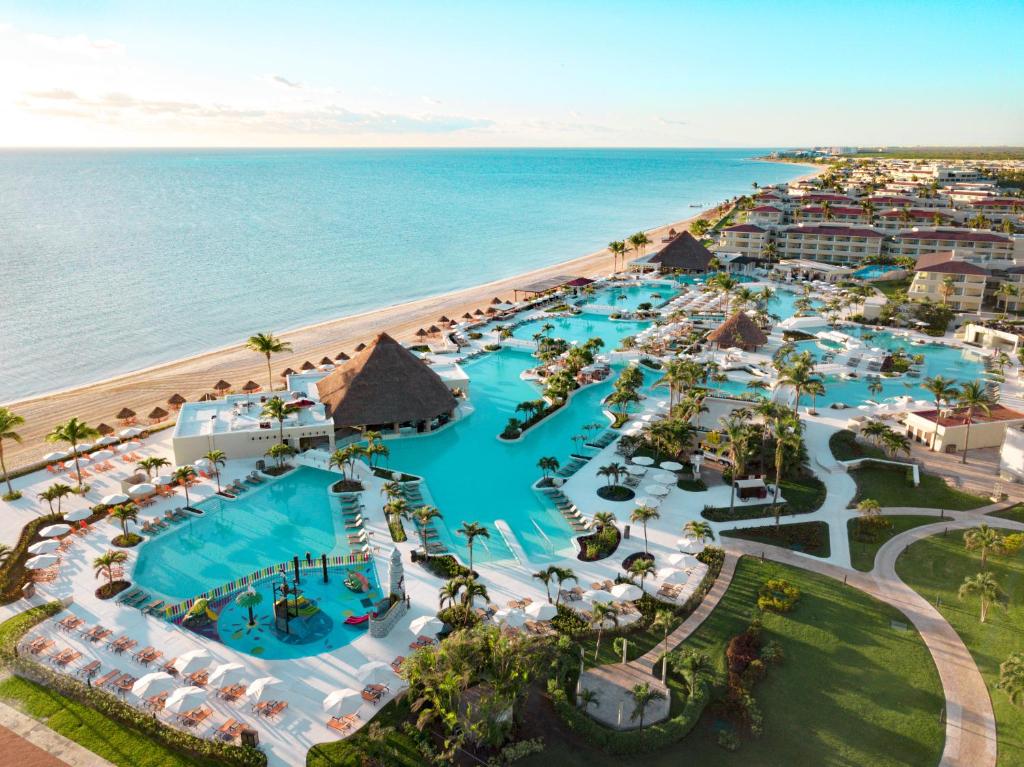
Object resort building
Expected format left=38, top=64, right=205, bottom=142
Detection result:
left=714, top=224, right=770, bottom=258
left=960, top=322, right=1023, bottom=354
left=903, top=404, right=1024, bottom=453
left=908, top=251, right=989, bottom=312
left=775, top=223, right=886, bottom=264
left=999, top=425, right=1024, bottom=482
left=886, top=227, right=1017, bottom=264
left=961, top=197, right=1024, bottom=225
left=705, top=310, right=768, bottom=351
left=773, top=259, right=853, bottom=283
left=747, top=205, right=786, bottom=225
left=873, top=208, right=953, bottom=231
left=635, top=231, right=714, bottom=273
left=793, top=206, right=867, bottom=225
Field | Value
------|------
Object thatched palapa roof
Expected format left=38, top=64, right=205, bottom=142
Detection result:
left=116, top=407, right=136, bottom=419
left=167, top=393, right=186, bottom=406
left=706, top=311, right=768, bottom=350
left=354, top=343, right=367, bottom=352
left=148, top=406, right=169, bottom=421
left=242, top=380, right=261, bottom=392
left=213, top=379, right=232, bottom=391
left=334, top=352, right=350, bottom=362
left=300, top=361, right=316, bottom=371
left=280, top=367, right=297, bottom=377
left=96, top=423, right=114, bottom=435
left=648, top=232, right=713, bottom=272
left=316, top=333, right=457, bottom=429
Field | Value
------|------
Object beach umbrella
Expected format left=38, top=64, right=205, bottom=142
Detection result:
left=631, top=456, right=654, bottom=466
left=208, top=662, right=245, bottom=686
left=101, top=493, right=130, bottom=506
left=172, top=649, right=210, bottom=675
left=415, top=328, right=428, bottom=338
left=300, top=361, right=316, bottom=371
left=245, top=676, right=282, bottom=702
left=643, top=484, right=671, bottom=497
left=119, top=427, right=142, bottom=438
left=356, top=661, right=394, bottom=685
left=334, top=352, right=350, bottom=362
left=409, top=615, right=443, bottom=636
left=194, top=458, right=211, bottom=469
left=659, top=461, right=684, bottom=471
left=98, top=436, right=119, bottom=446
left=131, top=671, right=174, bottom=698
left=676, top=537, right=700, bottom=553
left=668, top=553, right=701, bottom=570
left=148, top=407, right=169, bottom=423
left=323, top=688, right=362, bottom=715
left=625, top=465, right=646, bottom=476
left=198, top=393, right=217, bottom=402
left=494, top=608, right=526, bottom=628
left=39, top=524, right=70, bottom=538
left=610, top=583, right=643, bottom=602
left=491, top=297, right=503, bottom=305
left=42, top=451, right=67, bottom=463
left=128, top=483, right=155, bottom=498
left=461, top=312, right=473, bottom=320
left=583, top=589, right=616, bottom=604
left=428, top=324, right=441, bottom=334
left=167, top=393, right=186, bottom=409
left=525, top=602, right=557, bottom=620
left=165, top=686, right=206, bottom=713
left=473, top=308, right=485, bottom=317
left=657, top=568, right=689, bottom=585
left=213, top=379, right=231, bottom=393
left=25, top=554, right=59, bottom=570
left=64, top=508, right=92, bottom=522
left=91, top=449, right=113, bottom=461
left=154, top=475, right=173, bottom=486
left=354, top=342, right=367, bottom=352
left=279, top=367, right=296, bottom=378
left=650, top=470, right=676, bottom=484
left=633, top=496, right=657, bottom=508
left=96, top=423, right=115, bottom=437
left=116, top=408, right=136, bottom=421
left=437, top=315, right=451, bottom=324
left=27, top=540, right=59, bottom=555
left=74, top=443, right=94, bottom=454
left=124, top=439, right=142, bottom=449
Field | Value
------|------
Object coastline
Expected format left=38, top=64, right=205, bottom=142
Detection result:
left=3, top=162, right=822, bottom=470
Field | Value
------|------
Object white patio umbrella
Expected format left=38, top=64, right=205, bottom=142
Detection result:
left=676, top=537, right=700, bottom=553
left=208, top=662, right=245, bottom=686
left=494, top=608, right=526, bottom=628
left=39, top=524, right=70, bottom=538
left=128, top=483, right=155, bottom=498
left=27, top=540, right=59, bottom=555
left=42, top=451, right=67, bottom=463
left=91, top=449, right=114, bottom=461
left=74, top=443, right=94, bottom=454
left=525, top=602, right=557, bottom=620
left=165, top=686, right=206, bottom=713
left=119, top=428, right=142, bottom=438
left=409, top=615, right=443, bottom=636
left=25, top=554, right=59, bottom=570
left=356, top=661, right=394, bottom=685
left=633, top=496, right=658, bottom=507
left=650, top=470, right=676, bottom=484
left=154, top=475, right=174, bottom=486
left=584, top=589, right=616, bottom=604
left=625, top=465, right=646, bottom=476
left=659, top=461, right=683, bottom=471
left=643, top=484, right=671, bottom=496
left=610, top=583, right=643, bottom=601
left=657, top=568, right=689, bottom=585
left=668, top=553, right=702, bottom=570
left=172, top=649, right=210, bottom=675
left=101, top=493, right=130, bottom=506
left=130, top=671, right=174, bottom=697
left=98, top=436, right=119, bottom=446
left=245, top=676, right=282, bottom=702
left=631, top=456, right=654, bottom=466
left=322, top=688, right=362, bottom=715
left=64, top=508, right=92, bottom=522
left=194, top=458, right=212, bottom=469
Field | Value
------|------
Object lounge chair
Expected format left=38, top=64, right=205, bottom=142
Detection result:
left=93, top=670, right=120, bottom=688
left=120, top=591, right=149, bottom=607
left=217, top=717, right=244, bottom=740
left=361, top=687, right=383, bottom=704
left=115, top=674, right=138, bottom=694
left=327, top=714, right=358, bottom=733
left=146, top=690, right=169, bottom=711
left=52, top=649, right=81, bottom=667
left=29, top=638, right=54, bottom=655
left=390, top=656, right=405, bottom=673
left=218, top=683, right=246, bottom=702
left=263, top=700, right=288, bottom=718
left=141, top=599, right=165, bottom=615
left=77, top=660, right=100, bottom=679
left=187, top=669, right=209, bottom=687
left=179, top=705, right=212, bottom=727
left=58, top=615, right=84, bottom=632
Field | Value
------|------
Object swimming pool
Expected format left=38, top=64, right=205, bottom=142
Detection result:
left=852, top=264, right=902, bottom=280
left=512, top=314, right=648, bottom=348
left=579, top=283, right=676, bottom=312
left=133, top=466, right=352, bottom=601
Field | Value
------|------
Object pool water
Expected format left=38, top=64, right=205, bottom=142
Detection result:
left=512, top=314, right=647, bottom=348
left=133, top=466, right=351, bottom=601
left=852, top=264, right=902, bottom=280
left=579, top=283, right=676, bottom=311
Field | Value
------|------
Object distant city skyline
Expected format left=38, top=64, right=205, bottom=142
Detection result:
left=1, top=0, right=1022, bottom=148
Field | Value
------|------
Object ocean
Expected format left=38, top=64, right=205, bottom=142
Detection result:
left=0, top=148, right=808, bottom=402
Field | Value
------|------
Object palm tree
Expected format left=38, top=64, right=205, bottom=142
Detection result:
left=674, top=651, right=714, bottom=695
left=533, top=566, right=559, bottom=603
left=110, top=504, right=138, bottom=539
left=770, top=417, right=801, bottom=516
left=261, top=397, right=298, bottom=445
left=778, top=356, right=821, bottom=416
left=93, top=549, right=128, bottom=588
left=137, top=456, right=171, bottom=479
left=236, top=588, right=263, bottom=626
left=881, top=429, right=911, bottom=459
left=46, top=417, right=99, bottom=491
left=438, top=579, right=462, bottom=609
left=593, top=511, right=617, bottom=532
left=629, top=558, right=656, bottom=595
left=48, top=483, right=73, bottom=516
left=412, top=506, right=441, bottom=559
left=956, top=381, right=994, bottom=464
left=719, top=415, right=751, bottom=514
left=577, top=687, right=599, bottom=713
left=683, top=520, right=714, bottom=543
left=996, top=282, right=1019, bottom=313
left=0, top=407, right=25, bottom=500
left=939, top=276, right=956, bottom=306
left=630, top=505, right=660, bottom=554
left=964, top=524, right=1005, bottom=569
left=457, top=577, right=488, bottom=609
left=652, top=609, right=675, bottom=682
left=536, top=456, right=560, bottom=479
left=552, top=567, right=577, bottom=607
left=628, top=232, right=652, bottom=261
left=590, top=601, right=618, bottom=660
left=172, top=465, right=197, bottom=507
left=37, top=486, right=58, bottom=515
left=820, top=200, right=834, bottom=221
left=998, top=652, right=1024, bottom=706
left=203, top=450, right=226, bottom=492
left=608, top=240, right=627, bottom=273
left=629, top=682, right=666, bottom=742
left=246, top=332, right=293, bottom=393
left=266, top=442, right=295, bottom=469
left=456, top=522, right=489, bottom=575
left=867, top=379, right=884, bottom=399
left=958, top=571, right=1006, bottom=623
left=860, top=199, right=875, bottom=224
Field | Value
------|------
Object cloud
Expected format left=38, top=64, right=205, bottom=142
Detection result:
left=421, top=96, right=442, bottom=106
left=655, top=116, right=689, bottom=126
left=20, top=89, right=494, bottom=135
left=269, top=75, right=303, bottom=89
left=26, top=32, right=124, bottom=57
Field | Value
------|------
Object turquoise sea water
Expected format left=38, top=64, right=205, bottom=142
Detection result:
left=0, top=149, right=809, bottom=401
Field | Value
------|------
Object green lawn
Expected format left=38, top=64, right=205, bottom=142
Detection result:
left=873, top=277, right=912, bottom=300
left=896, top=534, right=1024, bottom=767
left=990, top=504, right=1024, bottom=523
left=520, top=558, right=944, bottom=767
left=307, top=698, right=423, bottom=766
left=722, top=521, right=831, bottom=558
left=852, top=463, right=990, bottom=510
left=0, top=676, right=217, bottom=767
left=847, top=515, right=940, bottom=572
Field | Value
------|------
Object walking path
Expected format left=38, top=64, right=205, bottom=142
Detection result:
left=0, top=690, right=116, bottom=767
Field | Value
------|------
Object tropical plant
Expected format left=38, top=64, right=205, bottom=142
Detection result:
left=589, top=601, right=618, bottom=660
left=577, top=687, right=599, bottom=712
left=246, top=332, right=293, bottom=393
left=958, top=571, right=1007, bottom=623
left=593, top=511, right=617, bottom=532
left=93, top=549, right=128, bottom=588
left=718, top=413, right=752, bottom=514
left=38, top=482, right=72, bottom=516
left=536, top=456, right=560, bottom=479
left=921, top=375, right=959, bottom=451
left=630, top=505, right=660, bottom=554
left=652, top=609, right=675, bottom=681
left=457, top=521, right=489, bottom=576
left=0, top=406, right=25, bottom=500
left=266, top=442, right=296, bottom=469
left=963, top=524, right=1006, bottom=569
left=956, top=381, right=994, bottom=464
left=110, top=504, right=139, bottom=539
left=172, top=465, right=197, bottom=507
left=203, top=450, right=226, bottom=492
left=770, top=415, right=802, bottom=515
left=236, top=588, right=263, bottom=626
left=998, top=652, right=1024, bottom=706
left=608, top=240, right=627, bottom=273
left=137, top=455, right=171, bottom=479
left=629, top=682, right=666, bottom=742
left=552, top=567, right=577, bottom=607
left=46, top=417, right=100, bottom=491
left=629, top=557, right=656, bottom=592
left=683, top=519, right=714, bottom=543
left=412, top=505, right=442, bottom=558
left=672, top=650, right=713, bottom=696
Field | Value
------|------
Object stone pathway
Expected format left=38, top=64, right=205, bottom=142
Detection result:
left=0, top=695, right=115, bottom=767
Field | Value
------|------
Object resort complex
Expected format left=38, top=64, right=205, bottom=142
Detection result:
left=3, top=153, right=1024, bottom=767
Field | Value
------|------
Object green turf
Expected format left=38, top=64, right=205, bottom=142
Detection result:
left=519, top=557, right=944, bottom=767
left=306, top=698, right=423, bottom=766
left=990, top=505, right=1024, bottom=523
left=847, top=515, right=939, bottom=571
left=722, top=521, right=831, bottom=558
left=872, top=277, right=912, bottom=300
left=851, top=464, right=990, bottom=510
left=0, top=676, right=217, bottom=767
left=896, top=533, right=1024, bottom=766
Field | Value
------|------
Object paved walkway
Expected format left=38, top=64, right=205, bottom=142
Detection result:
left=0, top=695, right=115, bottom=767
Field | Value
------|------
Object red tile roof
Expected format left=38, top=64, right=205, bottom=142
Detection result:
left=783, top=224, right=885, bottom=238
left=911, top=404, right=1024, bottom=427
left=975, top=199, right=1023, bottom=208
left=799, top=206, right=864, bottom=216
left=750, top=205, right=783, bottom=213
left=801, top=193, right=854, bottom=202
left=897, top=229, right=1011, bottom=244
left=878, top=209, right=950, bottom=220
left=914, top=251, right=989, bottom=275
left=868, top=196, right=916, bottom=205
left=724, top=224, right=767, bottom=233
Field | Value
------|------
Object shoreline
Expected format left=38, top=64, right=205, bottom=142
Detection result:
left=3, top=162, right=821, bottom=470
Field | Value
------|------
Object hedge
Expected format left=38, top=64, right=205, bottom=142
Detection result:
left=0, top=602, right=266, bottom=767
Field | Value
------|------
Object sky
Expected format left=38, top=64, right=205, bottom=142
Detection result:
left=0, top=0, right=1022, bottom=148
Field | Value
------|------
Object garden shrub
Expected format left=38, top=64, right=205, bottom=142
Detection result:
left=756, top=578, right=800, bottom=613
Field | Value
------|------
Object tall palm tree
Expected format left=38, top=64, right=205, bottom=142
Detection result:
left=608, top=240, right=627, bottom=273
left=456, top=577, right=489, bottom=609
left=683, top=520, right=714, bottom=543
left=629, top=682, right=666, bottom=743
left=629, top=557, right=656, bottom=593
left=718, top=415, right=751, bottom=514
left=173, top=465, right=197, bottom=507
left=998, top=652, right=1024, bottom=706
left=963, top=524, right=1005, bottom=569
left=110, top=504, right=138, bottom=539
left=630, top=505, right=660, bottom=555
left=674, top=651, right=714, bottom=695
left=820, top=200, right=834, bottom=221
left=137, top=456, right=171, bottom=479
left=37, top=486, right=58, bottom=515
left=996, top=282, right=1019, bottom=313
left=236, top=588, right=263, bottom=626
left=628, top=232, right=652, bottom=261
left=577, top=687, right=599, bottom=713
left=652, top=609, right=675, bottom=682
left=246, top=332, right=293, bottom=393
left=533, top=565, right=559, bottom=603
left=958, top=571, right=1006, bottom=623
left=438, top=579, right=462, bottom=609
left=412, top=506, right=441, bottom=559
left=261, top=397, right=298, bottom=445
left=552, top=567, right=577, bottom=607
left=46, top=417, right=99, bottom=491
left=590, top=601, right=618, bottom=660
left=593, top=511, right=617, bottom=532
left=956, top=381, right=994, bottom=464
left=93, top=549, right=128, bottom=589
left=860, top=199, right=875, bottom=224
left=456, top=521, right=489, bottom=576
left=0, top=406, right=25, bottom=500
left=203, top=450, right=226, bottom=492
left=48, top=483, right=73, bottom=516
left=770, top=418, right=802, bottom=517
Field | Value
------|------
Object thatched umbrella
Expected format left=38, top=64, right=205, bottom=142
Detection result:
left=334, top=352, right=350, bottom=362
left=280, top=367, right=297, bottom=378
left=148, top=406, right=169, bottom=423
left=167, top=393, right=186, bottom=410
left=300, top=361, right=316, bottom=371
left=198, top=393, right=217, bottom=402
left=116, top=407, right=136, bottom=424
left=354, top=343, right=367, bottom=352
left=415, top=328, right=429, bottom=338
left=491, top=297, right=502, bottom=305
left=437, top=315, right=451, bottom=324
left=213, top=379, right=231, bottom=394
left=96, top=422, right=114, bottom=436
left=428, top=324, right=441, bottom=335
left=461, top=312, right=473, bottom=320
left=485, top=307, right=497, bottom=315
left=473, top=309, right=485, bottom=317
left=242, top=380, right=261, bottom=393
left=319, top=356, right=333, bottom=366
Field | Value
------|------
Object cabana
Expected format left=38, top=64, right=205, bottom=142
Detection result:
left=512, top=275, right=586, bottom=301
left=167, top=393, right=186, bottom=410
left=706, top=311, right=769, bottom=352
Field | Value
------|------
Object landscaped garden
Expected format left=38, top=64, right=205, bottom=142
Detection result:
left=721, top=521, right=831, bottom=558
left=847, top=514, right=939, bottom=571
left=896, top=530, right=1024, bottom=767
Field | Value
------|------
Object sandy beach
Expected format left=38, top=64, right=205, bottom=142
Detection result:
left=5, top=165, right=821, bottom=472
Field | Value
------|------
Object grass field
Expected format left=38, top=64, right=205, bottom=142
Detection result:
left=991, top=505, right=1024, bottom=523
left=722, top=521, right=831, bottom=557
left=846, top=515, right=940, bottom=571
left=896, top=533, right=1024, bottom=767
left=518, top=557, right=944, bottom=767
